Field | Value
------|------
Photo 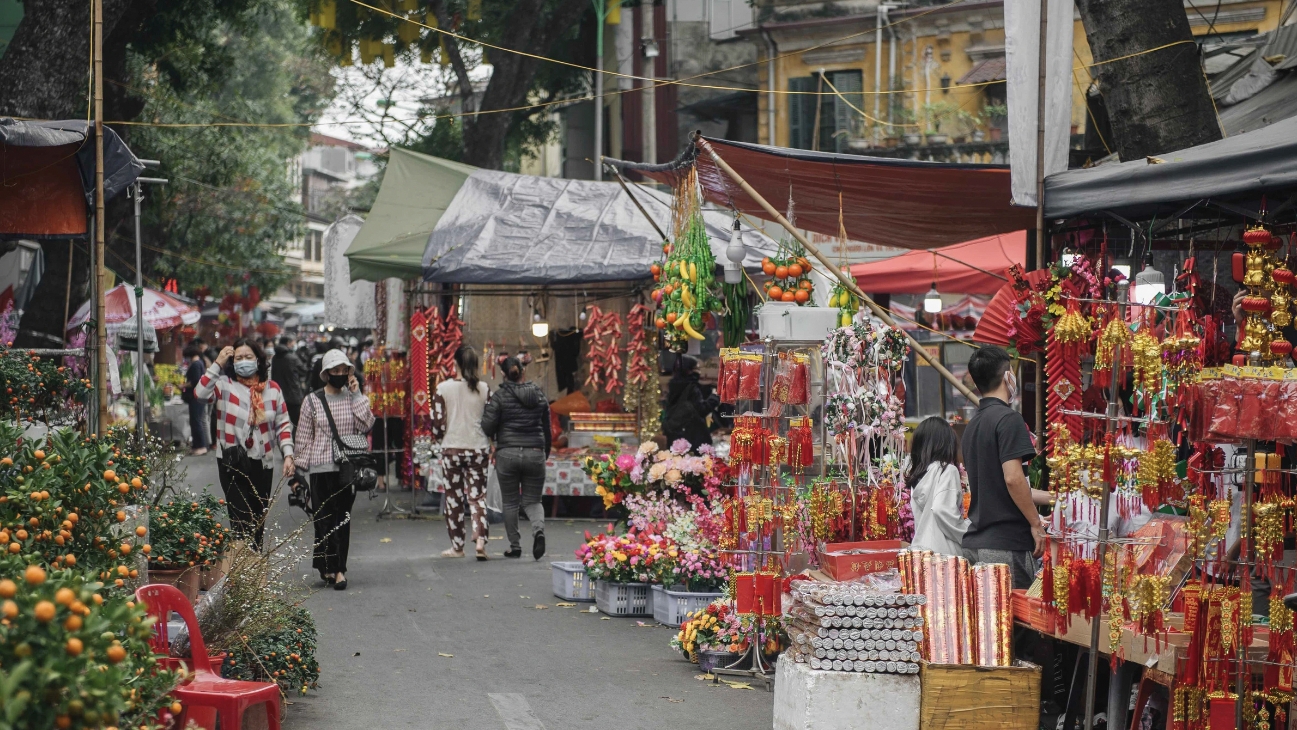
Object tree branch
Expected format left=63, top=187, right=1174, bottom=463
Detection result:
left=428, top=0, right=476, bottom=114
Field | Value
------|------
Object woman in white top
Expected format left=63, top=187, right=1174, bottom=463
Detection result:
left=906, top=416, right=969, bottom=557
left=432, top=346, right=492, bottom=560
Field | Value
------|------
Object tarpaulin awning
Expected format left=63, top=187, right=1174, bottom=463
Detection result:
left=344, top=147, right=476, bottom=282
left=421, top=168, right=779, bottom=285
left=1043, top=115, right=1297, bottom=220
left=0, top=118, right=143, bottom=239
left=850, top=231, right=1024, bottom=295
left=612, top=137, right=1036, bottom=250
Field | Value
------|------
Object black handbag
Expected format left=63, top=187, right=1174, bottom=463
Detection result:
left=314, top=390, right=379, bottom=491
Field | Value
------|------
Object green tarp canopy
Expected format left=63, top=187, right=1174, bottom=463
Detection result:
left=344, top=147, right=476, bottom=282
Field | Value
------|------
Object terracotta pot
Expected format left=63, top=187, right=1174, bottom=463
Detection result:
left=200, top=557, right=229, bottom=591
left=988, top=127, right=1003, bottom=142
left=148, top=566, right=201, bottom=604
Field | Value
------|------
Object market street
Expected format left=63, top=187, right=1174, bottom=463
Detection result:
left=180, top=452, right=775, bottom=730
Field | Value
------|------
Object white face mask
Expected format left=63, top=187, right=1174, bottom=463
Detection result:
left=1004, top=369, right=1020, bottom=406
left=233, top=360, right=258, bottom=378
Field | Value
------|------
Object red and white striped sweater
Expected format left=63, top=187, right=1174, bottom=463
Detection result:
left=194, top=362, right=294, bottom=465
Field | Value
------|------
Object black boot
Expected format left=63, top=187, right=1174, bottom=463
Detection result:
left=504, top=546, right=522, bottom=559
left=532, top=531, right=546, bottom=561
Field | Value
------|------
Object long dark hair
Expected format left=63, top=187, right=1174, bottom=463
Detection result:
left=223, top=337, right=269, bottom=381
left=456, top=345, right=482, bottom=393
left=905, top=416, right=958, bottom=490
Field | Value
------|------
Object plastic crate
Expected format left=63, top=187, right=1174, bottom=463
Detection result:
left=652, top=584, right=723, bottom=627
left=594, top=580, right=652, bottom=617
left=550, top=561, right=596, bottom=602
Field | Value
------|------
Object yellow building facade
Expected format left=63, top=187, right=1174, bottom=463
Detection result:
left=748, top=0, right=1284, bottom=156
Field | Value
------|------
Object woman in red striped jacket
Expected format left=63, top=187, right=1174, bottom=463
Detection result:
left=196, top=338, right=296, bottom=549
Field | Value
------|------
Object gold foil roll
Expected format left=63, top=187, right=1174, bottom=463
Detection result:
left=958, top=556, right=974, bottom=665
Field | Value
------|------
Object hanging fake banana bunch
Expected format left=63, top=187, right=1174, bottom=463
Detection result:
left=828, top=280, right=859, bottom=328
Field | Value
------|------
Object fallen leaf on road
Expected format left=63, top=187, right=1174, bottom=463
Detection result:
left=394, top=649, right=405, bottom=652
left=534, top=604, right=549, bottom=610
left=379, top=538, right=392, bottom=543
left=489, top=536, right=503, bottom=540
left=519, top=595, right=529, bottom=599
left=438, top=652, right=454, bottom=658
left=693, top=674, right=715, bottom=682
left=587, top=606, right=600, bottom=613
left=635, top=621, right=649, bottom=627
left=721, top=680, right=754, bottom=691
left=483, top=595, right=490, bottom=598
left=661, top=697, right=684, bottom=703
left=600, top=616, right=611, bottom=620
left=353, top=652, right=361, bottom=657
left=556, top=602, right=576, bottom=607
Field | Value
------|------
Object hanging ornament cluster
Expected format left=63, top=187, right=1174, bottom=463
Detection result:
left=1092, top=308, right=1131, bottom=388
left=760, top=244, right=815, bottom=305
left=622, top=304, right=661, bottom=439
left=429, top=304, right=464, bottom=388
left=651, top=168, right=720, bottom=351
left=582, top=305, right=624, bottom=394
left=1237, top=225, right=1291, bottom=362
left=1046, top=299, right=1090, bottom=447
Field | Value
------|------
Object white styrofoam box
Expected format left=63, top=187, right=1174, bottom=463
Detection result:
left=758, top=304, right=842, bottom=342
left=773, top=654, right=920, bottom=730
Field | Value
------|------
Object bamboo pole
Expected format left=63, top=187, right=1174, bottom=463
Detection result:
left=93, top=0, right=108, bottom=431
left=607, top=163, right=668, bottom=243
left=694, top=135, right=980, bottom=405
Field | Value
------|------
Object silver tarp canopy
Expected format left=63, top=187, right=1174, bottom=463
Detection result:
left=1043, top=116, right=1297, bottom=220
left=422, top=169, right=780, bottom=284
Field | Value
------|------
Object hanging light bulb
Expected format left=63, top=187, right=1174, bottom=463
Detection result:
left=531, top=309, right=549, bottom=338
left=923, top=252, right=942, bottom=313
left=924, top=284, right=943, bottom=313
left=723, top=218, right=745, bottom=284
left=1133, top=262, right=1166, bottom=305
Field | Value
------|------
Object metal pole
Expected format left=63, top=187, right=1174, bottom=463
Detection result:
left=63, top=239, right=74, bottom=347
left=694, top=135, right=980, bottom=405
left=874, top=4, right=883, bottom=131
left=93, top=0, right=108, bottom=433
left=133, top=183, right=145, bottom=443
left=641, top=1, right=656, bottom=165
left=764, top=31, right=777, bottom=145
left=1237, top=438, right=1256, bottom=730
left=593, top=0, right=605, bottom=181
left=1032, top=0, right=1049, bottom=445
left=1083, top=285, right=1123, bottom=730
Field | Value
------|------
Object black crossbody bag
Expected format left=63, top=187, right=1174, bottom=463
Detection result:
left=313, top=389, right=379, bottom=492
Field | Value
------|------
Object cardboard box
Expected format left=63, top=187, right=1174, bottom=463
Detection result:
left=919, top=660, right=1041, bottom=730
left=816, top=540, right=905, bottom=581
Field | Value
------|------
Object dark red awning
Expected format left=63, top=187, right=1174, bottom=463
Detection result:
left=634, top=137, right=1036, bottom=251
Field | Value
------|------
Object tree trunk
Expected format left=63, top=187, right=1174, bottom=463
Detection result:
left=1076, top=0, right=1221, bottom=161
left=460, top=0, right=588, bottom=169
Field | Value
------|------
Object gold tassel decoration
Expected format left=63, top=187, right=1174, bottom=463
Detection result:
left=398, top=20, right=419, bottom=44
left=319, top=0, right=336, bottom=29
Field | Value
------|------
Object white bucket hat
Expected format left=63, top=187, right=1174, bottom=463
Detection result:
left=320, top=349, right=353, bottom=372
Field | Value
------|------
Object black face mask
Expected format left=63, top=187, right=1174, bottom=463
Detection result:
left=328, top=373, right=350, bottom=390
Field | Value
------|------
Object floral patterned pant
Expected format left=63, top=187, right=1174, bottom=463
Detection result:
left=443, top=448, right=490, bottom=551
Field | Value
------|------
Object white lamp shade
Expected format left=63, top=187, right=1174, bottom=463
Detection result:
left=1133, top=263, right=1165, bottom=305
left=532, top=321, right=549, bottom=338
left=923, top=286, right=942, bottom=313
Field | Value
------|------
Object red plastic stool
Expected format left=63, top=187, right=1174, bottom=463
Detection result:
left=136, top=583, right=283, bottom=730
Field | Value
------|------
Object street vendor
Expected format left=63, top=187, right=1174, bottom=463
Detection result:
left=960, top=345, right=1045, bottom=589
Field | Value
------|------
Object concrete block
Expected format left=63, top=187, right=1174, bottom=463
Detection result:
left=773, top=654, right=921, bottom=730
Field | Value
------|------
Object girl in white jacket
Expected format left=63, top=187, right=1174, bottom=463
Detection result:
left=906, top=417, right=969, bottom=557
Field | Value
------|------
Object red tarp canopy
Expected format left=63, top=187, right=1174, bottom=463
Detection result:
left=636, top=138, right=1037, bottom=250
left=0, top=144, right=87, bottom=237
left=850, top=231, right=1026, bottom=295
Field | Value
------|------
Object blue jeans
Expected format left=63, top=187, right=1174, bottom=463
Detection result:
left=496, top=447, right=546, bottom=549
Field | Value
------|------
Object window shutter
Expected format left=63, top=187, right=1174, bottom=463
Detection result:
left=788, top=76, right=817, bottom=150
left=830, top=71, right=863, bottom=152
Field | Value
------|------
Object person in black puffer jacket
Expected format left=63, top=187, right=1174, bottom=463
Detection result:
left=662, top=355, right=718, bottom=452
left=271, top=335, right=307, bottom=426
left=481, top=356, right=552, bottom=559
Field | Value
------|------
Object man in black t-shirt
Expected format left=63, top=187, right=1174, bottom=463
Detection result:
left=960, top=345, right=1045, bottom=589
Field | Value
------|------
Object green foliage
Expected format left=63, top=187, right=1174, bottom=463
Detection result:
left=0, top=556, right=178, bottom=730
left=126, top=0, right=336, bottom=296
left=0, top=425, right=153, bottom=581
left=147, top=493, right=230, bottom=570
left=221, top=600, right=320, bottom=692
left=0, top=348, right=90, bottom=425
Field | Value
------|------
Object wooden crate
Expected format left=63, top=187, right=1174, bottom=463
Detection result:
left=919, top=661, right=1041, bottom=730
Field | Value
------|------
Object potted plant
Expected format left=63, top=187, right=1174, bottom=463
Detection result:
left=0, top=556, right=181, bottom=729
left=577, top=529, right=670, bottom=616
left=982, top=103, right=1008, bottom=142
left=147, top=492, right=230, bottom=603
left=670, top=599, right=748, bottom=670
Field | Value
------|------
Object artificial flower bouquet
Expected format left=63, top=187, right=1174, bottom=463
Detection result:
left=576, top=529, right=674, bottom=585
left=668, top=546, right=727, bottom=593
left=583, top=452, right=639, bottom=510
left=670, top=599, right=745, bottom=661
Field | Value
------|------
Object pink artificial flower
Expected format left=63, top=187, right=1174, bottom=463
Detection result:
left=670, top=438, right=692, bottom=455
left=615, top=453, right=636, bottom=471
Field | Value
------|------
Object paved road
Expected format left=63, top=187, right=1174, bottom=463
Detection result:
left=178, top=452, right=775, bottom=730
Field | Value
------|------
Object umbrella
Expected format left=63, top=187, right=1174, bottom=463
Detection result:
left=67, top=283, right=201, bottom=331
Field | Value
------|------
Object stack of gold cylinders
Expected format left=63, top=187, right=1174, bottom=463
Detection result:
left=971, top=563, right=1012, bottom=667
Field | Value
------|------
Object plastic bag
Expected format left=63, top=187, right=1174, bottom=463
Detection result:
left=737, top=355, right=763, bottom=401
left=719, top=351, right=740, bottom=404
left=770, top=352, right=809, bottom=405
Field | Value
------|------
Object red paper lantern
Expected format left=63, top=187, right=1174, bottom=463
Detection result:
left=1244, top=227, right=1271, bottom=245
left=1271, top=339, right=1293, bottom=356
